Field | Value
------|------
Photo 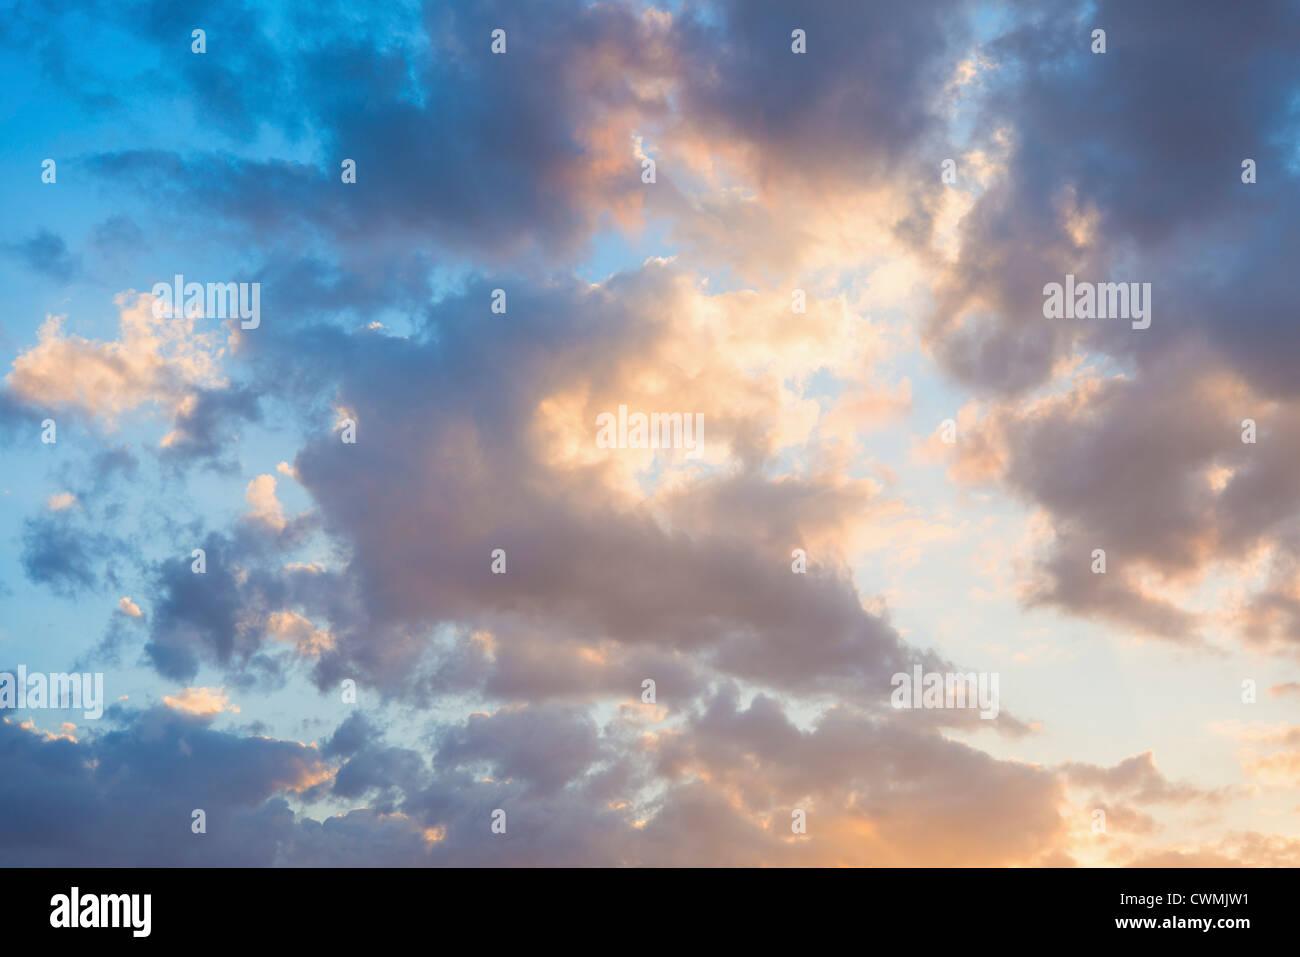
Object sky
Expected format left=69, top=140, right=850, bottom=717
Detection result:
left=0, top=0, right=1298, bottom=866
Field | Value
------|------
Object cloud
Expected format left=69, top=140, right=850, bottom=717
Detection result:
left=941, top=346, right=1300, bottom=646
left=434, top=704, right=606, bottom=799
left=4, top=230, right=79, bottom=282
left=19, top=514, right=110, bottom=596
left=237, top=263, right=942, bottom=705
left=5, top=293, right=230, bottom=441
left=162, top=687, right=240, bottom=717
left=45, top=491, right=76, bottom=511
left=1060, top=751, right=1224, bottom=806
left=0, top=709, right=331, bottom=866
left=264, top=611, right=334, bottom=657
left=898, top=0, right=1300, bottom=651
left=244, top=475, right=286, bottom=531
left=1214, top=721, right=1300, bottom=788
left=1, top=0, right=1294, bottom=867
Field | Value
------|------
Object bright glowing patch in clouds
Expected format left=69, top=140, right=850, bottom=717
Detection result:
left=162, top=687, right=240, bottom=717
